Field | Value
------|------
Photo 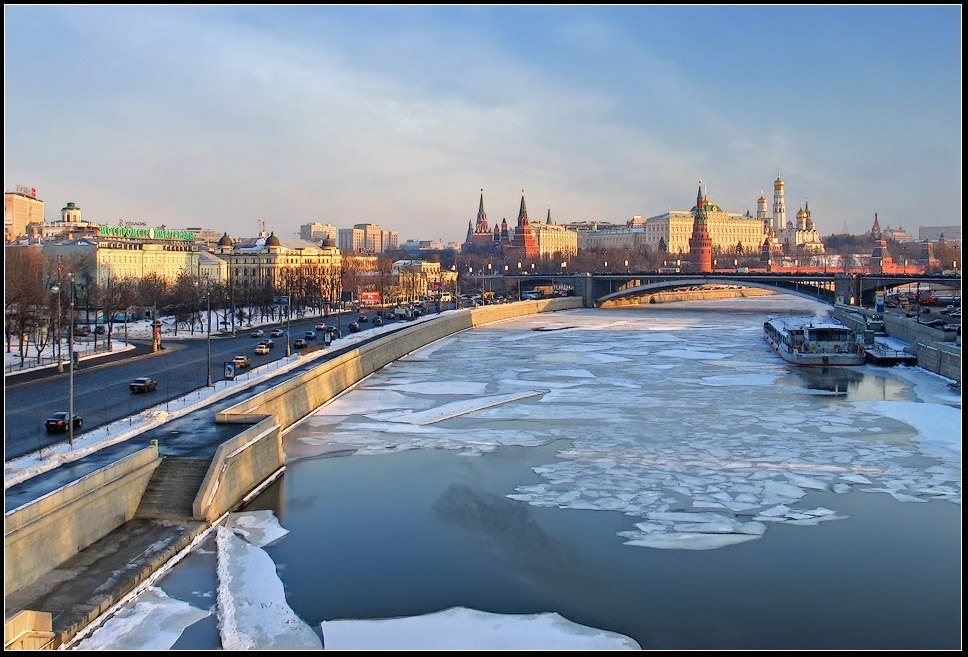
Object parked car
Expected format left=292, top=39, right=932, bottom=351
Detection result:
left=129, top=377, right=158, bottom=393
left=270, top=328, right=284, bottom=337
left=254, top=344, right=271, bottom=355
left=233, top=355, right=252, bottom=369
left=304, top=330, right=317, bottom=340
left=251, top=329, right=265, bottom=338
left=94, top=325, right=106, bottom=335
left=925, top=319, right=947, bottom=329
left=45, top=411, right=82, bottom=433
left=293, top=338, right=308, bottom=349
left=348, top=322, right=361, bottom=333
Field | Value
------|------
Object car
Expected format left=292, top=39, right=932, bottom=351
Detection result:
left=45, top=411, right=82, bottom=433
left=270, top=328, right=284, bottom=337
left=924, top=318, right=947, bottom=329
left=942, top=324, right=961, bottom=333
left=348, top=322, right=361, bottom=333
left=251, top=329, right=264, bottom=338
left=358, top=315, right=368, bottom=323
left=373, top=316, right=384, bottom=327
left=129, top=377, right=158, bottom=393
left=315, top=323, right=327, bottom=331
left=293, top=338, right=308, bottom=349
left=304, top=331, right=317, bottom=340
left=94, top=325, right=106, bottom=335
left=258, top=339, right=275, bottom=348
left=254, top=344, right=270, bottom=355
left=233, top=355, right=252, bottom=369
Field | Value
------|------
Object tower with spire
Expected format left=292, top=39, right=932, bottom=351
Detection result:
left=689, top=181, right=713, bottom=273
left=870, top=212, right=882, bottom=240
left=503, top=192, right=539, bottom=260
left=463, top=189, right=500, bottom=254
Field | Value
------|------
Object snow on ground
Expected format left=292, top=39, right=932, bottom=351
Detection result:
left=320, top=607, right=641, bottom=650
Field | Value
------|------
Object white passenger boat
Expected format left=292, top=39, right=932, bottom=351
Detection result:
left=763, top=317, right=866, bottom=366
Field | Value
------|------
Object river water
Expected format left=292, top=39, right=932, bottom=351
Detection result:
left=75, top=296, right=962, bottom=650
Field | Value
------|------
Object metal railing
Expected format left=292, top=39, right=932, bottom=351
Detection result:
left=4, top=342, right=115, bottom=374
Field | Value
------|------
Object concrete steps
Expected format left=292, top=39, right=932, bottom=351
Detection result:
left=135, top=457, right=212, bottom=520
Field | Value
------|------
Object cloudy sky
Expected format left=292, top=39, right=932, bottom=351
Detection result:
left=4, top=6, right=961, bottom=244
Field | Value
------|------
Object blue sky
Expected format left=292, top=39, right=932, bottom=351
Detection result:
left=4, top=5, right=961, bottom=244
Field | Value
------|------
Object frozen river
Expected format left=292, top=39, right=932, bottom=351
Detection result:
left=71, top=296, right=962, bottom=650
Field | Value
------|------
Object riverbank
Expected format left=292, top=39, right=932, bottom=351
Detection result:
left=599, top=286, right=776, bottom=307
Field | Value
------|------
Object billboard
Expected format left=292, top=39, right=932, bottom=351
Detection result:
left=360, top=291, right=381, bottom=305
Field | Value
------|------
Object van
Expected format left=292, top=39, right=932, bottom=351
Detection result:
left=438, top=292, right=452, bottom=302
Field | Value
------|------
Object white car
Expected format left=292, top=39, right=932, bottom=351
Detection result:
left=270, top=328, right=284, bottom=338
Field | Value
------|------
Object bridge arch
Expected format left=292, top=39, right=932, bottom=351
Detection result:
left=594, top=276, right=837, bottom=306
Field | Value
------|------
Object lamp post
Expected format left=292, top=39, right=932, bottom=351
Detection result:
left=206, top=290, right=213, bottom=386
left=67, top=273, right=76, bottom=449
left=285, top=292, right=292, bottom=357
left=50, top=282, right=63, bottom=373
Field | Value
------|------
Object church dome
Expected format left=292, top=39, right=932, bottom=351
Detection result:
left=265, top=232, right=281, bottom=247
left=774, top=177, right=784, bottom=189
left=217, top=232, right=234, bottom=247
left=321, top=236, right=336, bottom=248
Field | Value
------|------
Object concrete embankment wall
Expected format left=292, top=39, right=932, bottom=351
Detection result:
left=4, top=444, right=160, bottom=593
left=192, top=417, right=284, bottom=523
left=833, top=307, right=961, bottom=383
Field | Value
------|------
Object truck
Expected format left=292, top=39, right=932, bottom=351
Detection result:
left=522, top=284, right=553, bottom=300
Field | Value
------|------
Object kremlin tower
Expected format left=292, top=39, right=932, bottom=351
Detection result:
left=688, top=182, right=713, bottom=273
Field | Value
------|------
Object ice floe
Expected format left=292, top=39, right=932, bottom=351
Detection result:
left=71, top=588, right=210, bottom=650
left=320, top=607, right=641, bottom=650
left=216, top=526, right=322, bottom=650
left=297, top=307, right=960, bottom=553
left=225, top=509, right=290, bottom=547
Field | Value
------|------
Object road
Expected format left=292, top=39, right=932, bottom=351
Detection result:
left=3, top=308, right=404, bottom=461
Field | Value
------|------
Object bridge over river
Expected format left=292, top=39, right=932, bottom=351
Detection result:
left=466, top=271, right=961, bottom=308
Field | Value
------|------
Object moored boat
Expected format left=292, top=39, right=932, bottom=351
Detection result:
left=764, top=317, right=866, bottom=366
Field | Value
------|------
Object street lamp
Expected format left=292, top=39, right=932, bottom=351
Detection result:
left=285, top=292, right=292, bottom=357
left=196, top=281, right=213, bottom=386
left=206, top=291, right=213, bottom=386
left=67, top=273, right=76, bottom=449
left=50, top=282, right=63, bottom=373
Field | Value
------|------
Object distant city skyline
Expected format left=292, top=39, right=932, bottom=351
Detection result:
left=4, top=5, right=961, bottom=244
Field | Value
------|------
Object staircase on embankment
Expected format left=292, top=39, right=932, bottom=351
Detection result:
left=135, top=457, right=212, bottom=520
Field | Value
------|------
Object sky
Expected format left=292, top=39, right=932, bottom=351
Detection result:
left=4, top=5, right=962, bottom=245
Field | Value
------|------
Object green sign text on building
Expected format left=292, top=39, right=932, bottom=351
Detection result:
left=99, top=225, right=196, bottom=241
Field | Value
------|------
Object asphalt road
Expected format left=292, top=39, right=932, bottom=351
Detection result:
left=3, top=308, right=409, bottom=460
